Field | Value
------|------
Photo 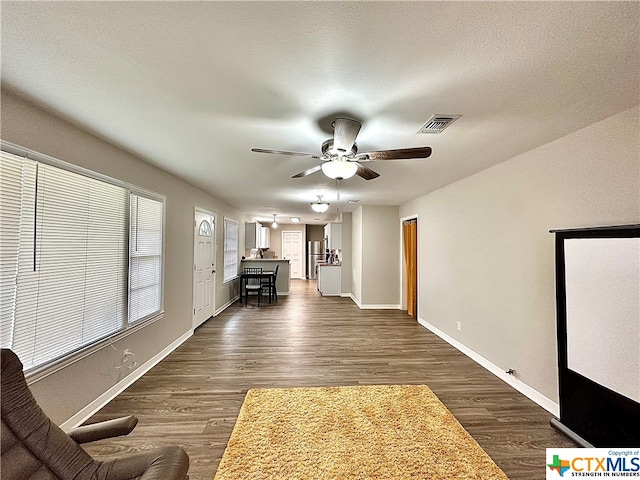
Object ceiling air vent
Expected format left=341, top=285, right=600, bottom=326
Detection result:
left=418, top=114, right=461, bottom=134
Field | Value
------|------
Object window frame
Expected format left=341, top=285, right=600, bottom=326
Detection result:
left=0, top=141, right=166, bottom=380
left=128, top=190, right=166, bottom=325
left=223, top=216, right=239, bottom=283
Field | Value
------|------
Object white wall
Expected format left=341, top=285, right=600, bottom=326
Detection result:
left=351, top=207, right=363, bottom=302
left=340, top=213, right=352, bottom=294
left=1, top=90, right=245, bottom=424
left=351, top=206, right=401, bottom=307
left=400, top=106, right=639, bottom=404
left=362, top=206, right=400, bottom=307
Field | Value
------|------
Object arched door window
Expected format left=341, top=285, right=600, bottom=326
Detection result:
left=199, top=220, right=212, bottom=237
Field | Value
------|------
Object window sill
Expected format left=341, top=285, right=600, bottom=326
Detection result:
left=222, top=275, right=239, bottom=285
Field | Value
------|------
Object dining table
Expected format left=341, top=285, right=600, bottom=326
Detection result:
left=239, top=270, right=275, bottom=305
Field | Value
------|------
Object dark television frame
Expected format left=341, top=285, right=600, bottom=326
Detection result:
left=550, top=224, right=640, bottom=447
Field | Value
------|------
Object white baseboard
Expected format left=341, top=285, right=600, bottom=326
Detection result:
left=215, top=297, right=239, bottom=316
left=417, top=317, right=559, bottom=416
left=60, top=329, right=193, bottom=431
left=350, top=294, right=362, bottom=308
left=349, top=294, right=400, bottom=310
left=361, top=304, right=400, bottom=309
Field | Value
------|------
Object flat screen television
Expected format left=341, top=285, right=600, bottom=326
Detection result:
left=551, top=224, right=640, bottom=447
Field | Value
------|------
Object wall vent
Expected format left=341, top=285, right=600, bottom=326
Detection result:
left=418, top=114, right=461, bottom=134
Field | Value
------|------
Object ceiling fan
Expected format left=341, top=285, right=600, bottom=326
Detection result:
left=251, top=118, right=432, bottom=181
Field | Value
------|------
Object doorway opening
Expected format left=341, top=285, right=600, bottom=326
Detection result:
left=402, top=218, right=418, bottom=317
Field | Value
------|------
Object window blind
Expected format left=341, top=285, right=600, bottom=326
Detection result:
left=223, top=217, right=239, bottom=282
left=129, top=194, right=163, bottom=323
left=0, top=147, right=165, bottom=372
left=0, top=154, right=34, bottom=349
left=1, top=154, right=128, bottom=369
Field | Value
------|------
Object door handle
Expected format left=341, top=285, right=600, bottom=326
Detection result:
left=212, top=270, right=216, bottom=274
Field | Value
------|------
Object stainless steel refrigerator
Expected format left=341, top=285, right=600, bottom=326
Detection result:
left=307, top=240, right=325, bottom=279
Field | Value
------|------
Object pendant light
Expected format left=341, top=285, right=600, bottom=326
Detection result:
left=311, top=195, right=330, bottom=213
left=271, top=214, right=278, bottom=228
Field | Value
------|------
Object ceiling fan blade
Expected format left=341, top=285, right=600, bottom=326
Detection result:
left=357, top=146, right=432, bottom=161
left=252, top=148, right=322, bottom=159
left=291, top=164, right=323, bottom=178
left=355, top=163, right=380, bottom=180
left=332, top=118, right=362, bottom=154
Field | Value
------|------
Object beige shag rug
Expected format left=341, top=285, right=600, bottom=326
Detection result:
left=214, top=385, right=509, bottom=479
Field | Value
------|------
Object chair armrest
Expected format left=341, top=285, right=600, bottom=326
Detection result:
left=98, top=445, right=189, bottom=480
left=136, top=447, right=190, bottom=480
left=68, top=415, right=138, bottom=444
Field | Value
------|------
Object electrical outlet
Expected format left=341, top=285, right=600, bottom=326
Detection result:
left=456, top=321, right=462, bottom=331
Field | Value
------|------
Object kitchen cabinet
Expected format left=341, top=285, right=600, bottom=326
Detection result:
left=317, top=264, right=341, bottom=296
left=245, top=222, right=261, bottom=249
left=259, top=226, right=270, bottom=249
left=324, top=222, right=342, bottom=249
left=245, top=222, right=271, bottom=249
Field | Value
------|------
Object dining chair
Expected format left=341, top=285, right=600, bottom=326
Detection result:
left=243, top=267, right=264, bottom=306
left=261, top=264, right=279, bottom=303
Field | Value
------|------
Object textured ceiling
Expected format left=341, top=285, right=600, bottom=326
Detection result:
left=2, top=1, right=638, bottom=224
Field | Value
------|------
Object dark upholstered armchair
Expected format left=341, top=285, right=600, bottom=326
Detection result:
left=1, top=349, right=189, bottom=480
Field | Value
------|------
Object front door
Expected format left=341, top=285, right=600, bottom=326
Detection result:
left=193, top=208, right=215, bottom=328
left=282, top=230, right=304, bottom=279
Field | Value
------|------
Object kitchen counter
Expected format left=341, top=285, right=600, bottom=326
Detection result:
left=240, top=259, right=290, bottom=295
left=317, top=263, right=341, bottom=296
left=243, top=258, right=290, bottom=262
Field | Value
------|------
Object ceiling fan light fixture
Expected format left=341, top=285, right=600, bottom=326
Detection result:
left=321, top=160, right=358, bottom=180
left=311, top=195, right=330, bottom=213
left=271, top=214, right=278, bottom=228
left=252, top=117, right=429, bottom=182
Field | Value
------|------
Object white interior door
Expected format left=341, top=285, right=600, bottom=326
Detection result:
left=193, top=208, right=215, bottom=328
left=282, top=230, right=304, bottom=279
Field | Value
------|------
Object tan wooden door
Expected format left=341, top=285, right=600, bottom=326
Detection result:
left=403, top=219, right=417, bottom=317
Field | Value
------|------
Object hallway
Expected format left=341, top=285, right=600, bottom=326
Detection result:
left=84, top=279, right=575, bottom=479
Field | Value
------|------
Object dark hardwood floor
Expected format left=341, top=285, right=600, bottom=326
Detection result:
left=84, top=279, right=575, bottom=479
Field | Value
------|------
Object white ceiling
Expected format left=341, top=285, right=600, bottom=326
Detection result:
left=2, top=1, right=638, bottom=225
